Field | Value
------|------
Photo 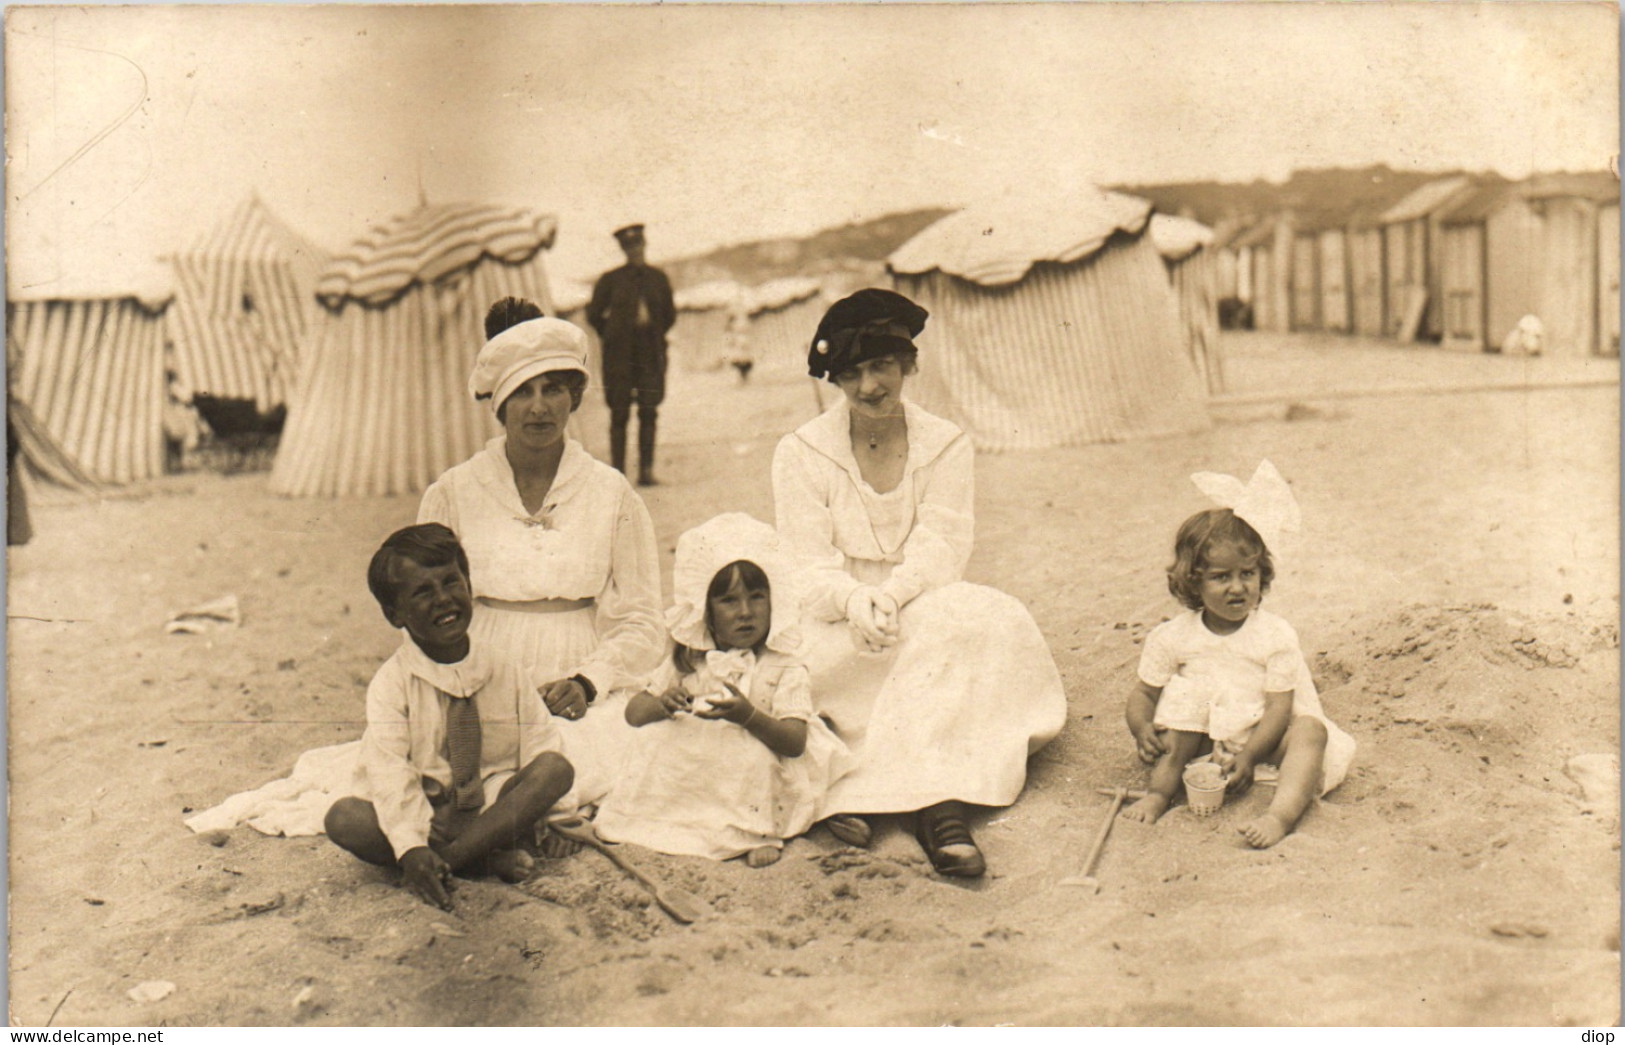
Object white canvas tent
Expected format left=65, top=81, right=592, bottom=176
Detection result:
left=269, top=202, right=559, bottom=497
left=165, top=194, right=328, bottom=411
left=740, top=277, right=825, bottom=375
left=669, top=280, right=748, bottom=371
left=1150, top=213, right=1224, bottom=394
left=887, top=187, right=1208, bottom=451
left=6, top=280, right=175, bottom=485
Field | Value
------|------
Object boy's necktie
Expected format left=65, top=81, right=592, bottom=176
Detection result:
left=444, top=693, right=484, bottom=812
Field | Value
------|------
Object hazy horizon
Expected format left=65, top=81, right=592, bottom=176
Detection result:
left=6, top=2, right=1618, bottom=296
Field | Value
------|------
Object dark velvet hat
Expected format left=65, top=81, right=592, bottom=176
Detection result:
left=807, top=288, right=929, bottom=381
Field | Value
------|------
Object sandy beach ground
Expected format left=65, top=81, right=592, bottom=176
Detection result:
left=6, top=331, right=1619, bottom=1026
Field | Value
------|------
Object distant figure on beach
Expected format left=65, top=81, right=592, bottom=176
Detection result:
left=418, top=300, right=665, bottom=810
left=1122, top=462, right=1356, bottom=847
left=323, top=523, right=577, bottom=909
left=587, top=224, right=676, bottom=486
left=594, top=513, right=849, bottom=867
left=772, top=288, right=1066, bottom=878
left=723, top=302, right=754, bottom=384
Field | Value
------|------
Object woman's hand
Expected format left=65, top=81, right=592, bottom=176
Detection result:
left=693, top=680, right=756, bottom=726
left=846, top=587, right=898, bottom=653
left=539, top=677, right=589, bottom=721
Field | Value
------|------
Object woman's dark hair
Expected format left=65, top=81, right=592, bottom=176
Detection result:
left=496, top=369, right=587, bottom=420
left=485, top=297, right=544, bottom=340
left=367, top=523, right=471, bottom=616
left=1165, top=509, right=1273, bottom=611
left=673, top=559, right=772, bottom=672
left=832, top=350, right=919, bottom=383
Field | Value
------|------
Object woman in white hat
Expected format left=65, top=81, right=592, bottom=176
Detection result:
left=417, top=299, right=665, bottom=807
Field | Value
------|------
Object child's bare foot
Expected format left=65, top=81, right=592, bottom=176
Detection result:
left=486, top=848, right=536, bottom=883
left=745, top=846, right=781, bottom=868
left=1238, top=813, right=1290, bottom=848
left=1121, top=793, right=1170, bottom=824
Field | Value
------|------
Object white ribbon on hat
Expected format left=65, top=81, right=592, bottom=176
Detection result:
left=1189, top=460, right=1301, bottom=551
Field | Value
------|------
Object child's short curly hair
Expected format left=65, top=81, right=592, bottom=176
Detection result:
left=1166, top=508, right=1274, bottom=611
left=367, top=523, right=471, bottom=617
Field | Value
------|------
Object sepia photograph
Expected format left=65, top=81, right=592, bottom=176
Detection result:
left=4, top=1, right=1620, bottom=1028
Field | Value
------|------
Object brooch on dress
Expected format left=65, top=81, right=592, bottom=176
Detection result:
left=516, top=508, right=555, bottom=530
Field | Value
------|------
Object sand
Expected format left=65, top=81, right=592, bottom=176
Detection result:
left=6, top=332, right=1619, bottom=1026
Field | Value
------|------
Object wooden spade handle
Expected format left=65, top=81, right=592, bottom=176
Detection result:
left=1077, top=787, right=1128, bottom=879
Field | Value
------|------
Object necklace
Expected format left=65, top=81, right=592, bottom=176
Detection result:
left=868, top=432, right=879, bottom=451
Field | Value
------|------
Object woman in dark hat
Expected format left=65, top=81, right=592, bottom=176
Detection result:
left=771, top=289, right=1067, bottom=877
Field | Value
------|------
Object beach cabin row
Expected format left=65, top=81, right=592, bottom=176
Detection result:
left=1222, top=171, right=1618, bottom=356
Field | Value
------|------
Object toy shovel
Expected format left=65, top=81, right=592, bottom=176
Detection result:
left=1060, top=786, right=1131, bottom=892
left=548, top=816, right=709, bottom=924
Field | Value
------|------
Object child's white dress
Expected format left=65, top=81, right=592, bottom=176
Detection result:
left=593, top=649, right=849, bottom=859
left=1139, top=608, right=1356, bottom=794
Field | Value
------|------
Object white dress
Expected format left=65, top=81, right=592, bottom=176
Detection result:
left=418, top=436, right=666, bottom=806
left=772, top=398, right=1067, bottom=814
left=593, top=650, right=850, bottom=859
left=1139, top=608, right=1356, bottom=795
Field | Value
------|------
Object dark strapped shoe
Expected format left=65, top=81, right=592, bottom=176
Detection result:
left=824, top=814, right=872, bottom=849
left=914, top=801, right=986, bottom=878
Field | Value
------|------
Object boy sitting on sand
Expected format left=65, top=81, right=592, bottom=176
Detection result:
left=324, top=523, right=576, bottom=910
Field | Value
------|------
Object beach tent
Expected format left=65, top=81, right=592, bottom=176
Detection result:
left=1344, top=205, right=1389, bottom=338
left=165, top=195, right=327, bottom=412
left=1150, top=214, right=1224, bottom=393
left=268, top=202, right=558, bottom=497
left=741, top=276, right=825, bottom=375
left=887, top=187, right=1207, bottom=452
left=1378, top=176, right=1476, bottom=340
left=6, top=282, right=174, bottom=485
left=669, top=280, right=747, bottom=371
left=1437, top=172, right=1619, bottom=355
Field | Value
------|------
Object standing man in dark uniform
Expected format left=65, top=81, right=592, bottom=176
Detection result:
left=587, top=224, right=676, bottom=487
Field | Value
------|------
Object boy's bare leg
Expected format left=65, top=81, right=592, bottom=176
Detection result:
left=441, top=752, right=574, bottom=875
left=1123, top=729, right=1205, bottom=824
left=1239, top=716, right=1328, bottom=848
left=324, top=798, right=398, bottom=866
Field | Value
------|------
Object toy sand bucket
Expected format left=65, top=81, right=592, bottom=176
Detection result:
left=1183, top=761, right=1226, bottom=818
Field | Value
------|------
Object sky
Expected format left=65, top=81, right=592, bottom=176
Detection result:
left=5, top=2, right=1618, bottom=296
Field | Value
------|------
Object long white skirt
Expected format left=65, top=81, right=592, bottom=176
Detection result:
left=470, top=603, right=636, bottom=808
left=805, top=581, right=1067, bottom=815
left=594, top=713, right=849, bottom=860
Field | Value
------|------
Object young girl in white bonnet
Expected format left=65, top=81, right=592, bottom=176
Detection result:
left=1122, top=462, right=1356, bottom=847
left=593, top=513, right=849, bottom=866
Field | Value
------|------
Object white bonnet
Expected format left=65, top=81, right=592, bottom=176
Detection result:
left=667, top=513, right=801, bottom=654
left=468, top=317, right=590, bottom=416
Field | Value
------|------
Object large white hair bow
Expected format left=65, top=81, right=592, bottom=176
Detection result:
left=1189, top=460, right=1301, bottom=551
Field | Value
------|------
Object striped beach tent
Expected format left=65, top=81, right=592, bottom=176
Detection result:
left=887, top=187, right=1208, bottom=452
left=1150, top=214, right=1224, bottom=394
left=742, top=277, right=825, bottom=375
left=166, top=195, right=327, bottom=411
left=6, top=283, right=174, bottom=484
left=669, top=280, right=747, bottom=371
left=268, top=202, right=559, bottom=497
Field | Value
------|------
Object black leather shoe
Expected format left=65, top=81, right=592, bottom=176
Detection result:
left=915, top=801, right=985, bottom=878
